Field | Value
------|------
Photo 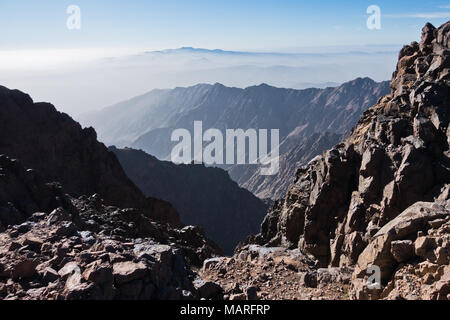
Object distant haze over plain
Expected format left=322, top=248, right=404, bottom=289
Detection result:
left=0, top=46, right=399, bottom=116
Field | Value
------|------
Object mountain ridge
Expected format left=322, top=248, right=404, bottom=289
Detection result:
left=81, top=78, right=390, bottom=199
left=0, top=85, right=181, bottom=226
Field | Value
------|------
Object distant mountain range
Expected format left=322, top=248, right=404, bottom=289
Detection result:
left=3, top=45, right=398, bottom=116
left=148, top=46, right=398, bottom=57
left=81, top=78, right=390, bottom=199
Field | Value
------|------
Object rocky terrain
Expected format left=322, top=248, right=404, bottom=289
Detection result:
left=0, top=154, right=222, bottom=300
left=81, top=78, right=389, bottom=199
left=110, top=147, right=268, bottom=254
left=201, top=246, right=352, bottom=300
left=205, top=21, right=450, bottom=300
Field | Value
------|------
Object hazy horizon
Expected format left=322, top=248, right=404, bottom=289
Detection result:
left=0, top=45, right=400, bottom=116
left=1, top=1, right=449, bottom=115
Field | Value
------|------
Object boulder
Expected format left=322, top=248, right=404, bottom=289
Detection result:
left=82, top=260, right=113, bottom=284
left=112, top=261, right=148, bottom=285
left=300, top=272, right=317, bottom=288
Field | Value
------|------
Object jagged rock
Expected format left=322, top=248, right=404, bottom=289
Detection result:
left=415, top=236, right=435, bottom=257
left=64, top=282, right=98, bottom=300
left=0, top=156, right=221, bottom=300
left=390, top=240, right=415, bottom=263
left=47, top=208, right=71, bottom=225
left=65, top=271, right=83, bottom=291
left=53, top=222, right=76, bottom=237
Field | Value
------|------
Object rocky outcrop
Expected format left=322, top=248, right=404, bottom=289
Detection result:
left=110, top=147, right=268, bottom=255
left=242, top=21, right=450, bottom=300
left=0, top=86, right=180, bottom=226
left=0, top=155, right=221, bottom=300
left=81, top=79, right=389, bottom=199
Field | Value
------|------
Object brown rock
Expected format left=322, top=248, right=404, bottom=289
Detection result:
left=112, top=261, right=147, bottom=285
left=390, top=240, right=415, bottom=263
left=300, top=272, right=317, bottom=288
left=83, top=260, right=113, bottom=284
left=11, top=259, right=40, bottom=279
left=414, top=236, right=435, bottom=257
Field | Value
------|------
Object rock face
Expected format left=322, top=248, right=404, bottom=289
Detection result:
left=0, top=155, right=222, bottom=300
left=243, top=22, right=450, bottom=300
left=0, top=87, right=180, bottom=226
left=81, top=78, right=389, bottom=199
left=110, top=147, right=268, bottom=254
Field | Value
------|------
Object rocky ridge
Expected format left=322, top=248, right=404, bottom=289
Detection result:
left=221, top=22, right=450, bottom=300
left=0, top=87, right=180, bottom=226
left=81, top=78, right=389, bottom=199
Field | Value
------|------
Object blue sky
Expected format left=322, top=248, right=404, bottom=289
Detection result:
left=1, top=0, right=449, bottom=51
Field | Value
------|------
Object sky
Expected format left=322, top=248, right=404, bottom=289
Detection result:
left=0, top=1, right=449, bottom=116
left=0, top=0, right=449, bottom=51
